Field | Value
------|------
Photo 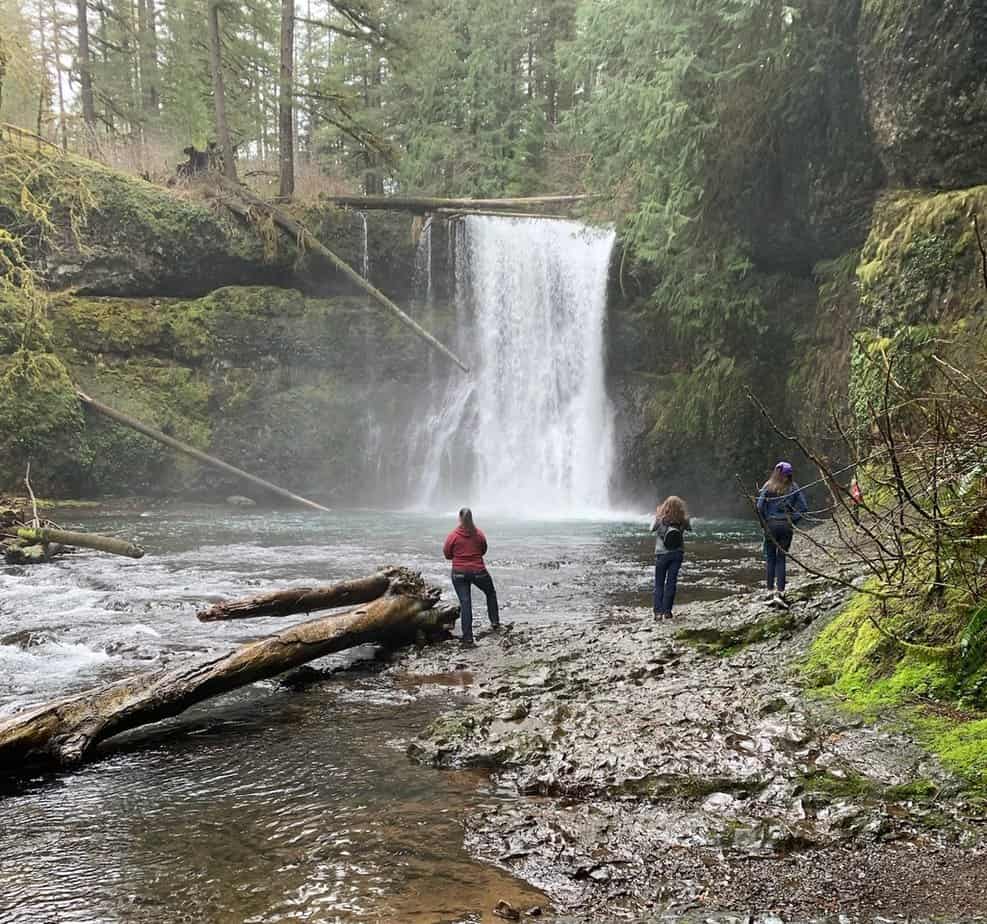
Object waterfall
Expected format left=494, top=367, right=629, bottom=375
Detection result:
left=412, top=215, right=616, bottom=517
left=358, top=211, right=369, bottom=279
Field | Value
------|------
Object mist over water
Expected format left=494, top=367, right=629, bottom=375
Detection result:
left=409, top=216, right=616, bottom=517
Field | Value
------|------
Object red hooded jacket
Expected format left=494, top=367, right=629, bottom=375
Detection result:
left=443, top=526, right=488, bottom=572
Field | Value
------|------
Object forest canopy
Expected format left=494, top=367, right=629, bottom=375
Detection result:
left=0, top=0, right=842, bottom=265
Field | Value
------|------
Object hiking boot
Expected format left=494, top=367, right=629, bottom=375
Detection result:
left=490, top=622, right=512, bottom=633
left=460, top=638, right=477, bottom=649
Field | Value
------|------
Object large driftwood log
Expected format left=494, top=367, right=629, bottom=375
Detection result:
left=12, top=526, right=144, bottom=558
left=0, top=571, right=456, bottom=772
left=214, top=178, right=469, bottom=373
left=197, top=570, right=396, bottom=621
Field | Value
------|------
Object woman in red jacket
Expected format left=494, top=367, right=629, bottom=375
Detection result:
left=443, top=507, right=499, bottom=647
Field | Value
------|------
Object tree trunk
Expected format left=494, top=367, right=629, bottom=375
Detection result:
left=197, top=570, right=397, bottom=621
left=278, top=0, right=295, bottom=198
left=13, top=526, right=144, bottom=558
left=76, top=0, right=97, bottom=134
left=215, top=179, right=470, bottom=373
left=0, top=572, right=457, bottom=772
left=137, top=0, right=158, bottom=123
left=320, top=194, right=596, bottom=213
left=76, top=390, right=332, bottom=513
left=207, top=0, right=237, bottom=181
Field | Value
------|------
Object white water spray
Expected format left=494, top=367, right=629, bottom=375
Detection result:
left=413, top=216, right=616, bottom=516
left=358, top=211, right=369, bottom=279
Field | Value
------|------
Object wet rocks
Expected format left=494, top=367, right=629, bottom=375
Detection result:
left=400, top=583, right=987, bottom=921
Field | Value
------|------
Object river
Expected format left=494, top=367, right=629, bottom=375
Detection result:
left=0, top=505, right=762, bottom=924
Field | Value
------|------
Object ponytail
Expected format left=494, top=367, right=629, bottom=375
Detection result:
left=459, top=507, right=476, bottom=535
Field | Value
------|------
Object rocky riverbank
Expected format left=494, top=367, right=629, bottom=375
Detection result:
left=392, top=582, right=987, bottom=923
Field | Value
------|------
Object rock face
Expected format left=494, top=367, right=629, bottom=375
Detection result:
left=608, top=0, right=987, bottom=510
left=37, top=159, right=295, bottom=297
left=46, top=286, right=450, bottom=499
left=858, top=0, right=987, bottom=190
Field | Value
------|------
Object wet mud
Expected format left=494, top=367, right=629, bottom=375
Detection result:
left=396, top=584, right=987, bottom=923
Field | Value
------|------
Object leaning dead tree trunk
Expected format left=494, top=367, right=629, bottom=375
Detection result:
left=214, top=177, right=469, bottom=373
left=0, top=570, right=456, bottom=771
left=198, top=570, right=395, bottom=621
left=77, top=390, right=331, bottom=513
left=323, top=194, right=597, bottom=213
left=11, top=526, right=144, bottom=558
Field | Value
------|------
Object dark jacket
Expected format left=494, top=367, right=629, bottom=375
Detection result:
left=756, top=484, right=808, bottom=527
left=443, top=526, right=488, bottom=572
left=650, top=516, right=691, bottom=554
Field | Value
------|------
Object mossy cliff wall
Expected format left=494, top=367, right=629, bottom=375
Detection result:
left=46, top=287, right=438, bottom=501
left=0, top=141, right=431, bottom=498
left=607, top=0, right=987, bottom=513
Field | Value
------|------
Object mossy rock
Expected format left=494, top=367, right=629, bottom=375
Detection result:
left=0, top=141, right=294, bottom=297
left=42, top=286, right=441, bottom=497
left=0, top=351, right=85, bottom=493
left=858, top=0, right=987, bottom=189
left=856, top=187, right=987, bottom=331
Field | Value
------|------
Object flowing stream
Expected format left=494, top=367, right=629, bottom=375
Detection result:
left=0, top=506, right=762, bottom=923
left=409, top=217, right=616, bottom=515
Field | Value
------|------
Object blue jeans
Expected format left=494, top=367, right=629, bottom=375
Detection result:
left=654, top=550, right=684, bottom=614
left=451, top=570, right=499, bottom=642
left=764, top=524, right=793, bottom=591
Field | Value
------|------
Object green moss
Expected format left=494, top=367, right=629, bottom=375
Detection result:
left=676, top=609, right=802, bottom=656
left=800, top=770, right=942, bottom=803
left=0, top=293, right=53, bottom=354
left=857, top=187, right=987, bottom=330
left=922, top=719, right=987, bottom=786
left=805, top=592, right=987, bottom=790
left=0, top=351, right=85, bottom=492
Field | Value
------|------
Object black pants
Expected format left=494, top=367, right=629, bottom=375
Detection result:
left=451, top=570, right=499, bottom=642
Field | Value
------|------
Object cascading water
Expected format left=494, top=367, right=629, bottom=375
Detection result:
left=358, top=211, right=369, bottom=279
left=411, top=215, right=616, bottom=516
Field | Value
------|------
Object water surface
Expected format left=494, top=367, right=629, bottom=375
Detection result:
left=0, top=505, right=761, bottom=923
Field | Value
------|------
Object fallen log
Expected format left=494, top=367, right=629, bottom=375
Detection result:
left=76, top=390, right=332, bottom=514
left=12, top=526, right=144, bottom=559
left=0, top=570, right=457, bottom=772
left=197, top=569, right=395, bottom=621
left=322, top=194, right=598, bottom=213
left=214, top=177, right=469, bottom=373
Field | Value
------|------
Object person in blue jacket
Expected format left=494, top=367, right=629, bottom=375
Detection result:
left=756, top=461, right=808, bottom=600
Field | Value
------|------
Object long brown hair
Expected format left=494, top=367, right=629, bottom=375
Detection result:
left=656, top=495, right=688, bottom=526
left=458, top=507, right=476, bottom=535
left=764, top=468, right=793, bottom=496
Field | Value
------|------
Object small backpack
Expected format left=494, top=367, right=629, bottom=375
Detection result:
left=661, top=523, right=683, bottom=550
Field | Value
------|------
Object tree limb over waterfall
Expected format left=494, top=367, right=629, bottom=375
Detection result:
left=0, top=569, right=457, bottom=773
left=321, top=194, right=599, bottom=214
left=212, top=177, right=470, bottom=373
left=197, top=570, right=396, bottom=621
left=76, top=391, right=331, bottom=513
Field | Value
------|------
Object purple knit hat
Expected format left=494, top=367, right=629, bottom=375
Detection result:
left=775, top=461, right=793, bottom=476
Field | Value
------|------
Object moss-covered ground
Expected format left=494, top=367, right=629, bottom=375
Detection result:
left=804, top=592, right=987, bottom=788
